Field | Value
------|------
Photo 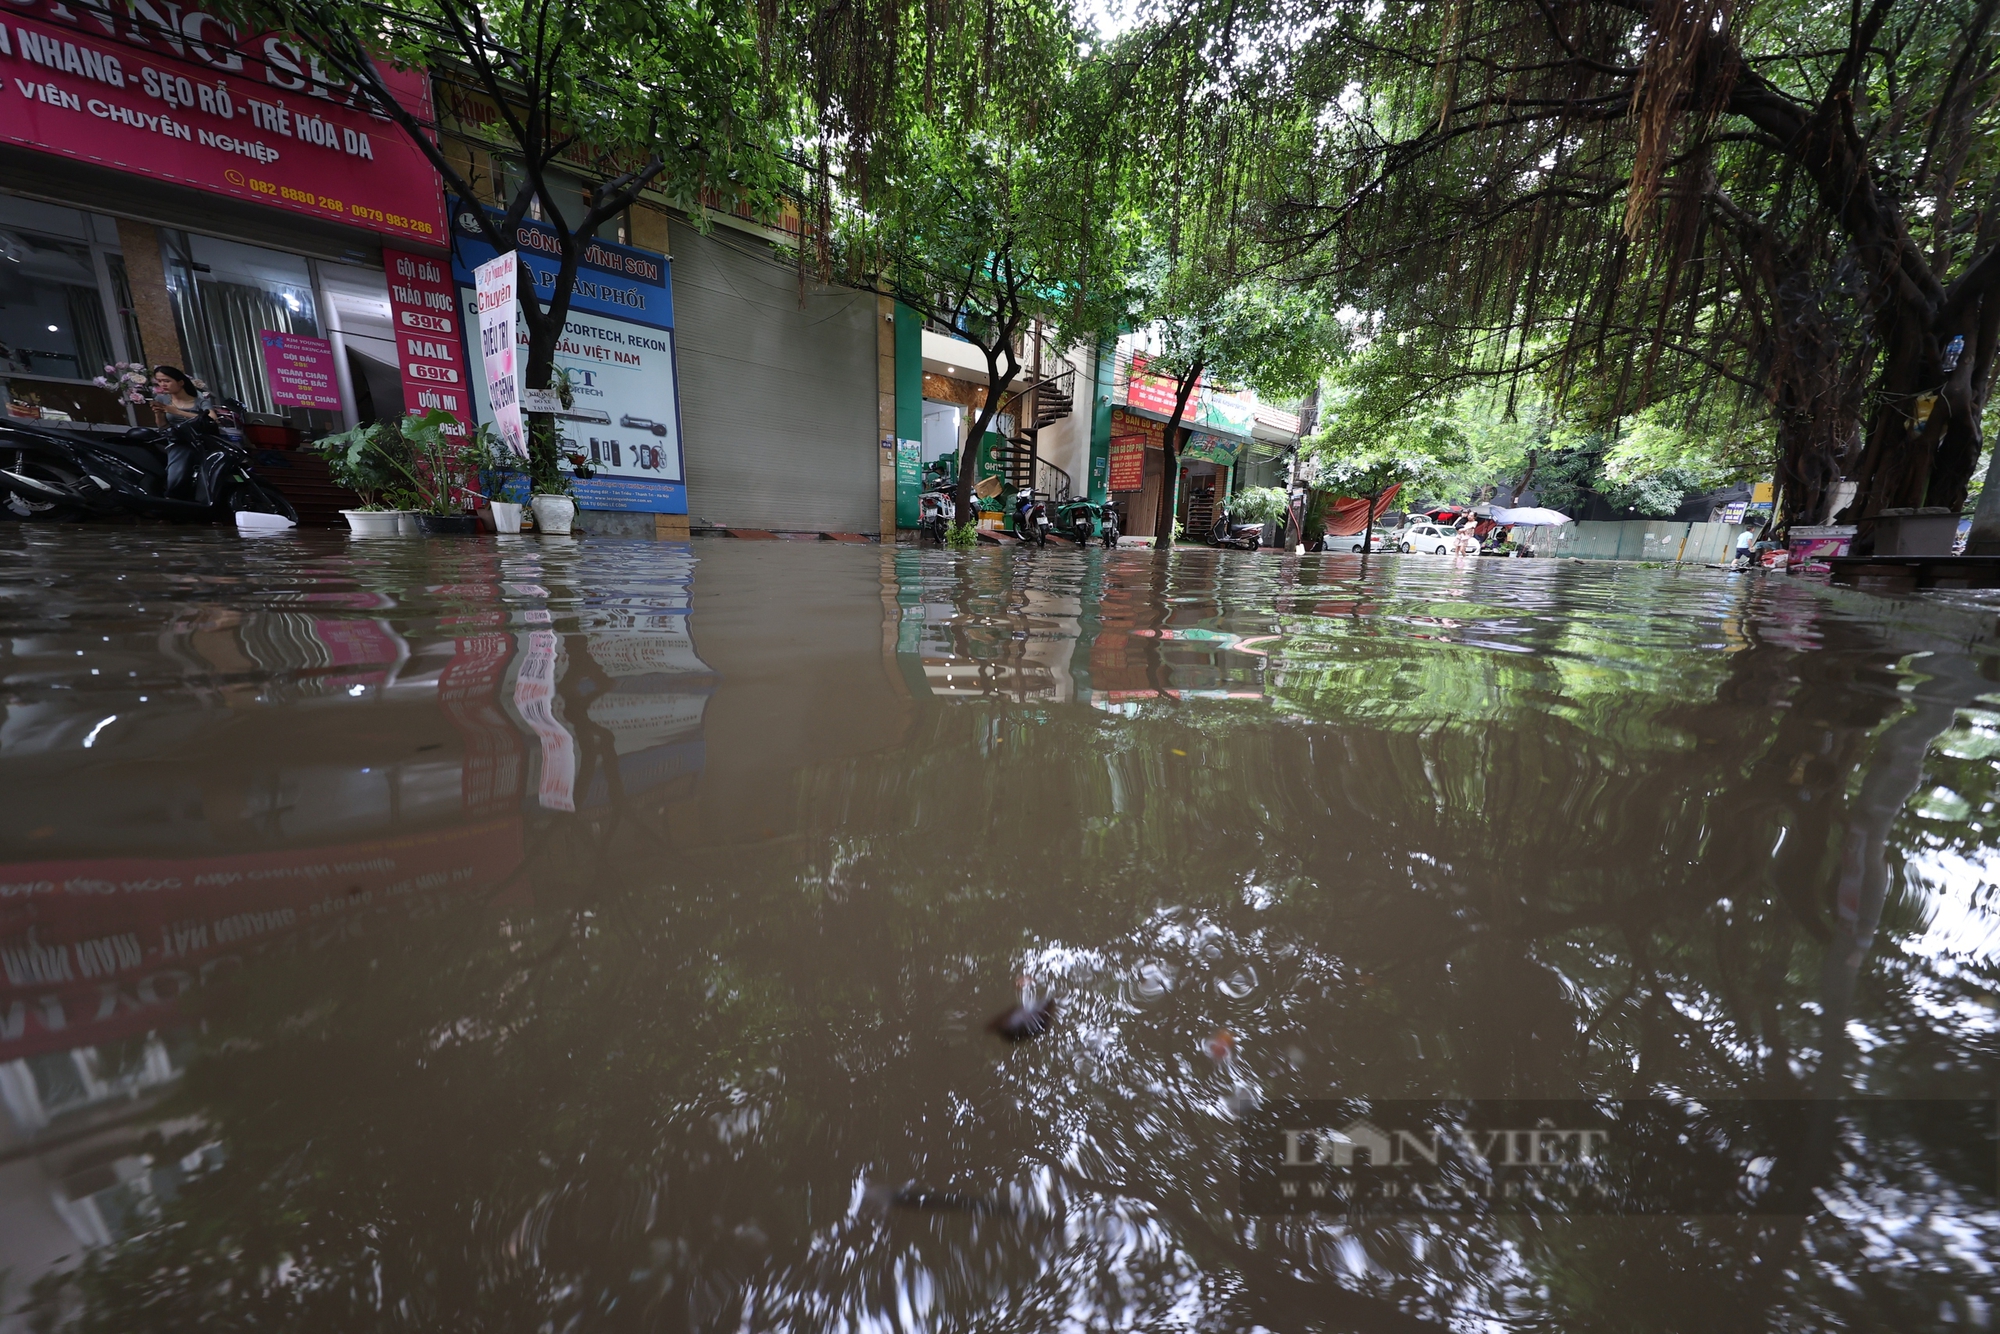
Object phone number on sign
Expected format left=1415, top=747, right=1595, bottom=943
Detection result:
left=221, top=170, right=438, bottom=235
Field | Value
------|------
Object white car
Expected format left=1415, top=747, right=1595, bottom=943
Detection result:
left=1329, top=530, right=1393, bottom=553
left=1401, top=522, right=1457, bottom=554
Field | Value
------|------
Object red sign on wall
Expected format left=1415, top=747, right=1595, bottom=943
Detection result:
left=383, top=247, right=472, bottom=435
left=1126, top=354, right=1198, bottom=417
left=0, top=0, right=444, bottom=244
left=1108, top=433, right=1148, bottom=492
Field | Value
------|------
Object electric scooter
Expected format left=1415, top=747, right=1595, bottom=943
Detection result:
left=1208, top=509, right=1262, bottom=550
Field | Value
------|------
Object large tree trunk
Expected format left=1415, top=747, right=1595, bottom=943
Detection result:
left=955, top=338, right=1020, bottom=520
left=1152, top=364, right=1203, bottom=551
left=1765, top=292, right=1865, bottom=530
left=522, top=296, right=561, bottom=485
left=1727, top=70, right=2000, bottom=542
left=1846, top=299, right=1993, bottom=533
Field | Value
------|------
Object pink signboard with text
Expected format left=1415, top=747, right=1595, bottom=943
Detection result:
left=0, top=0, right=444, bottom=245
left=258, top=330, right=340, bottom=409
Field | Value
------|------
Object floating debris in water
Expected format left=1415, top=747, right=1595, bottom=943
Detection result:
left=989, top=975, right=1058, bottom=1041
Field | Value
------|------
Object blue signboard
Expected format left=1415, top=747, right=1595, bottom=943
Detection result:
left=449, top=199, right=687, bottom=514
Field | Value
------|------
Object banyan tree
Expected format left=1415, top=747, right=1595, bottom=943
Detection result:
left=1261, top=0, right=2000, bottom=545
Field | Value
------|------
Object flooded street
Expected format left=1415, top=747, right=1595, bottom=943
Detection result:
left=0, top=530, right=1995, bottom=1331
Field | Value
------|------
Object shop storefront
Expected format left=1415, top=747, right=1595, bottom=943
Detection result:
left=0, top=0, right=445, bottom=467
left=1108, top=352, right=1294, bottom=538
left=449, top=201, right=687, bottom=525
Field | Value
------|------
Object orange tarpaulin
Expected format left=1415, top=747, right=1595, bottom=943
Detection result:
left=1321, top=484, right=1403, bottom=536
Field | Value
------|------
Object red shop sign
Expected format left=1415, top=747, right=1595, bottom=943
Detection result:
left=1107, top=433, right=1148, bottom=492
left=384, top=246, right=472, bottom=435
left=0, top=0, right=444, bottom=245
left=1126, top=354, right=1199, bottom=417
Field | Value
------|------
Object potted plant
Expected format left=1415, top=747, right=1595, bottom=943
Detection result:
left=310, top=410, right=476, bottom=535
left=310, top=417, right=414, bottom=535
left=467, top=424, right=529, bottom=534
left=526, top=423, right=583, bottom=536
left=401, top=410, right=479, bottom=534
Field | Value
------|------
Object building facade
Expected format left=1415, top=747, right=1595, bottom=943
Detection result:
left=0, top=10, right=903, bottom=537
left=0, top=0, right=446, bottom=464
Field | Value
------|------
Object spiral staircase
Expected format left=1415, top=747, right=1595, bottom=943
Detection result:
left=990, top=367, right=1076, bottom=504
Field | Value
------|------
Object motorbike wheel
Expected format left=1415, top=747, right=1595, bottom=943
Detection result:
left=1103, top=520, right=1119, bottom=549
left=1, top=459, right=90, bottom=522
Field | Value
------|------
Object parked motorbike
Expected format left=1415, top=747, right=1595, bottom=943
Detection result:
left=1013, top=489, right=1051, bottom=546
left=920, top=482, right=957, bottom=546
left=1208, top=509, right=1262, bottom=551
left=1054, top=497, right=1120, bottom=548
left=0, top=408, right=297, bottom=527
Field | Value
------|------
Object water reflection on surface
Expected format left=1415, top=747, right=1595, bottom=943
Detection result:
left=0, top=530, right=1995, bottom=1331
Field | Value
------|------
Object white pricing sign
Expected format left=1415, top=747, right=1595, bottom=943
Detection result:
left=473, top=252, right=526, bottom=458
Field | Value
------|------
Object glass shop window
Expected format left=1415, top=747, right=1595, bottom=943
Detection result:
left=0, top=196, right=131, bottom=426
left=161, top=230, right=342, bottom=434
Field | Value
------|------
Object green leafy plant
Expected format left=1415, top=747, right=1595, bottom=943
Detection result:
left=399, top=410, right=474, bottom=515
left=310, top=410, right=470, bottom=514
left=944, top=520, right=980, bottom=549
left=465, top=423, right=528, bottom=507
left=1228, top=486, right=1288, bottom=524
left=528, top=421, right=575, bottom=498
left=309, top=418, right=409, bottom=509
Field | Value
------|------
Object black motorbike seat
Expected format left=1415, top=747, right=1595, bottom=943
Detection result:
left=94, top=438, right=170, bottom=475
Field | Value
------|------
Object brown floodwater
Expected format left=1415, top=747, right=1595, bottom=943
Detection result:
left=0, top=528, right=1995, bottom=1332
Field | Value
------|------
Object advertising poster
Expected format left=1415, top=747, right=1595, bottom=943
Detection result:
left=1182, top=431, right=1242, bottom=466
left=473, top=252, right=526, bottom=457
left=450, top=200, right=686, bottom=514
left=0, top=0, right=443, bottom=244
left=257, top=331, right=341, bottom=410
left=384, top=248, right=472, bottom=437
left=1108, top=434, right=1148, bottom=491
left=895, top=438, right=923, bottom=526
left=1126, top=355, right=1258, bottom=436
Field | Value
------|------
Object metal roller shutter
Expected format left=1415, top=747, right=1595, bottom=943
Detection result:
left=671, top=226, right=878, bottom=533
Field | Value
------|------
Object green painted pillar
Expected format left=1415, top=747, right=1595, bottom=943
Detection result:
left=1088, top=335, right=1114, bottom=504
left=893, top=303, right=924, bottom=528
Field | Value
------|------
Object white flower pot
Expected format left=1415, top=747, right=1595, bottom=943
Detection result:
left=488, top=501, right=523, bottom=535
left=531, top=494, right=576, bottom=535
left=398, top=512, right=422, bottom=536
left=343, top=509, right=409, bottom=536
